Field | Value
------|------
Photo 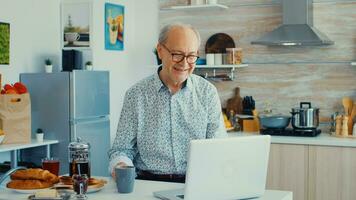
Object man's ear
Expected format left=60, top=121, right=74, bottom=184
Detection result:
left=156, top=44, right=163, bottom=59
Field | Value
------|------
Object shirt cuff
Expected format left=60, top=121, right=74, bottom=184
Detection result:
left=108, top=155, right=134, bottom=175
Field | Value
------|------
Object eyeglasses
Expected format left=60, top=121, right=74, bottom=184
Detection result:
left=160, top=44, right=199, bottom=64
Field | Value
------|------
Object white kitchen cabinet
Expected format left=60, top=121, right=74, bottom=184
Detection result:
left=266, top=144, right=309, bottom=200
left=308, top=146, right=356, bottom=200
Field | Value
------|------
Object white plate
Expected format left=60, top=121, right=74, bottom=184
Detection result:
left=87, top=184, right=104, bottom=193
left=53, top=183, right=105, bottom=194
left=6, top=187, right=52, bottom=194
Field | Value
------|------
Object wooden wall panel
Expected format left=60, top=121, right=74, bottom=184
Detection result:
left=159, top=0, right=356, bottom=132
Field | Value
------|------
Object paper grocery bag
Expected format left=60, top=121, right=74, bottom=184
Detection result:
left=0, top=93, right=31, bottom=144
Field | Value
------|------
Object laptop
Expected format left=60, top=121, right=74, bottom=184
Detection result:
left=153, top=135, right=271, bottom=200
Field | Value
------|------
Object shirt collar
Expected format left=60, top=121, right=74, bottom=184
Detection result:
left=153, top=66, right=192, bottom=93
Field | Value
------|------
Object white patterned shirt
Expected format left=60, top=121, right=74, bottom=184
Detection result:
left=108, top=67, right=227, bottom=175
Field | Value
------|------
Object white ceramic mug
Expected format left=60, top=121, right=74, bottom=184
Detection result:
left=206, top=54, right=215, bottom=65
left=65, top=32, right=80, bottom=43
left=214, top=53, right=222, bottom=65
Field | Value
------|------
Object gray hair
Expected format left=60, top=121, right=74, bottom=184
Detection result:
left=158, top=23, right=201, bottom=47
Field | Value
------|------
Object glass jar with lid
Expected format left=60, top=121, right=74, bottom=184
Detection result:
left=68, top=137, right=91, bottom=178
left=226, top=48, right=243, bottom=64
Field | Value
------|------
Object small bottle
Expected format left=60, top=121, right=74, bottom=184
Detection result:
left=342, top=116, right=349, bottom=136
left=335, top=115, right=342, bottom=135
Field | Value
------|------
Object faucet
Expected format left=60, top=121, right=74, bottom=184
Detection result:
left=0, top=166, right=27, bottom=185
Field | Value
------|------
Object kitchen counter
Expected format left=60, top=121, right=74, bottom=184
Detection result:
left=229, top=131, right=356, bottom=147
left=0, top=177, right=292, bottom=200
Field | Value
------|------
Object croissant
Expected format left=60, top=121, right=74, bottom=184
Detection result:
left=10, top=168, right=59, bottom=184
left=7, top=180, right=53, bottom=190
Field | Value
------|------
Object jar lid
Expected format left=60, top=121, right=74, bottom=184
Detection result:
left=68, top=137, right=90, bottom=150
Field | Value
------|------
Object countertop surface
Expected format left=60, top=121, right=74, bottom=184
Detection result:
left=229, top=131, right=356, bottom=147
left=0, top=177, right=292, bottom=200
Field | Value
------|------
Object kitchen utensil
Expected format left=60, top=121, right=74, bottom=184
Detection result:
left=291, top=102, right=319, bottom=129
left=205, top=33, right=235, bottom=54
left=342, top=97, right=353, bottom=115
left=242, top=96, right=255, bottom=115
left=349, top=102, right=356, bottom=135
left=259, top=115, right=291, bottom=129
left=351, top=103, right=356, bottom=122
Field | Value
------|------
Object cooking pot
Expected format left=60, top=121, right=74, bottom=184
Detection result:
left=259, top=115, right=291, bottom=129
left=291, top=102, right=319, bottom=129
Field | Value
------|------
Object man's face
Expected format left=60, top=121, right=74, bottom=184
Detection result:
left=157, top=27, right=199, bottom=86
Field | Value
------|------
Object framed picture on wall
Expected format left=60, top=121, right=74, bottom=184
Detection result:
left=105, top=3, right=125, bottom=51
left=61, top=0, right=91, bottom=48
left=0, top=22, right=10, bottom=65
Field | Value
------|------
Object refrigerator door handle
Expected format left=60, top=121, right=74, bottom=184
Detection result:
left=70, top=116, right=109, bottom=125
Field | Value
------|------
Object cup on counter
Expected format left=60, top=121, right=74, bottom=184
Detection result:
left=115, top=166, right=135, bottom=193
left=72, top=174, right=89, bottom=199
left=42, top=157, right=60, bottom=176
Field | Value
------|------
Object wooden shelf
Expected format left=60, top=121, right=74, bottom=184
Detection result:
left=161, top=4, right=228, bottom=11
left=0, top=139, right=59, bottom=168
left=0, top=139, right=59, bottom=153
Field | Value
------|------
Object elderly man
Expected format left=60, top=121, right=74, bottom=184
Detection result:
left=108, top=23, right=227, bottom=183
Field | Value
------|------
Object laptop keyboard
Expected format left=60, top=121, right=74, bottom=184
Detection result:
left=176, top=195, right=184, bottom=199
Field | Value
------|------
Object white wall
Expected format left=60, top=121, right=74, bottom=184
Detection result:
left=0, top=0, right=61, bottom=83
left=91, top=0, right=158, bottom=142
left=0, top=0, right=61, bottom=161
left=0, top=0, right=158, bottom=160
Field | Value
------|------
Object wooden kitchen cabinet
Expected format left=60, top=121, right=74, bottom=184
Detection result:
left=308, top=146, right=356, bottom=200
left=266, top=143, right=356, bottom=200
left=266, top=144, right=309, bottom=200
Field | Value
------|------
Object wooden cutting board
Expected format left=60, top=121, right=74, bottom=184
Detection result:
left=225, top=87, right=243, bottom=115
left=205, top=33, right=235, bottom=54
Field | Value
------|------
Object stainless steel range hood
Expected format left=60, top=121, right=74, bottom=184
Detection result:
left=251, top=0, right=334, bottom=46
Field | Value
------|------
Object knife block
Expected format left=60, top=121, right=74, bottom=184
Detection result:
left=242, top=110, right=260, bottom=132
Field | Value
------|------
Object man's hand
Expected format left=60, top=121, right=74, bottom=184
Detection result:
left=111, top=162, right=128, bottom=180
